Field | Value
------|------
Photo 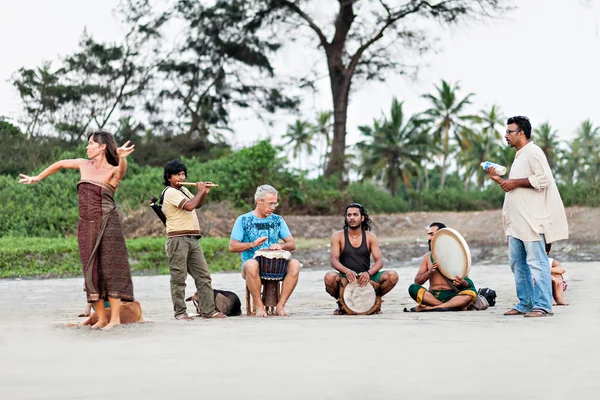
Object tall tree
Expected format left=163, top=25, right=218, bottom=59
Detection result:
left=196, top=0, right=510, bottom=182
left=12, top=63, right=63, bottom=137
left=313, top=110, right=333, bottom=176
left=11, top=0, right=161, bottom=141
left=533, top=122, right=561, bottom=174
left=421, top=80, right=475, bottom=189
left=157, top=1, right=299, bottom=147
left=282, top=119, right=316, bottom=170
left=573, top=119, right=600, bottom=184
left=356, top=98, right=426, bottom=196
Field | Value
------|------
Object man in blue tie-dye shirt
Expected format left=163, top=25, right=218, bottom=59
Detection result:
left=229, top=185, right=301, bottom=317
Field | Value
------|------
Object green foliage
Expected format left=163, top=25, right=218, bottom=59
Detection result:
left=559, top=183, right=600, bottom=207
left=0, top=122, right=73, bottom=176
left=406, top=185, right=505, bottom=211
left=0, top=237, right=238, bottom=279
left=347, top=182, right=410, bottom=213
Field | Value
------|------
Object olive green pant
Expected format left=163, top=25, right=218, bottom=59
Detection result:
left=165, top=236, right=216, bottom=318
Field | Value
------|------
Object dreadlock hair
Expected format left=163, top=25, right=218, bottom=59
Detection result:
left=343, top=203, right=372, bottom=231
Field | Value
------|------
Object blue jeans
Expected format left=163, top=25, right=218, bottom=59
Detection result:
left=508, top=235, right=552, bottom=313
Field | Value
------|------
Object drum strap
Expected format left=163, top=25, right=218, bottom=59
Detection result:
left=431, top=253, right=460, bottom=293
left=441, top=275, right=460, bottom=293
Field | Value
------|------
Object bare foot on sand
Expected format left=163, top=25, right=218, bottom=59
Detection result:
left=101, top=321, right=121, bottom=331
left=254, top=307, right=268, bottom=317
left=275, top=306, right=289, bottom=316
left=555, top=301, right=569, bottom=306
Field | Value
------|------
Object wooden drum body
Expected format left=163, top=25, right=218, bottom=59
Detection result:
left=338, top=278, right=382, bottom=315
left=431, top=228, right=471, bottom=280
left=246, top=249, right=291, bottom=315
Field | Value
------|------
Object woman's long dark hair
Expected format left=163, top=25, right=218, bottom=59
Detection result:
left=343, top=203, right=372, bottom=231
left=88, top=130, right=119, bottom=166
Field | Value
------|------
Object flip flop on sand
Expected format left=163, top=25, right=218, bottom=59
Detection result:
left=504, top=309, right=526, bottom=316
left=175, top=313, right=194, bottom=321
left=524, top=309, right=554, bottom=318
left=204, top=311, right=227, bottom=319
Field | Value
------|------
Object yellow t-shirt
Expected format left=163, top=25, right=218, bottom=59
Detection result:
left=161, top=187, right=200, bottom=237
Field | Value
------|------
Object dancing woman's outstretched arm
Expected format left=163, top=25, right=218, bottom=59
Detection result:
left=19, top=159, right=86, bottom=184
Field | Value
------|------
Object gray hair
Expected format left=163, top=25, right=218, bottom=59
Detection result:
left=254, top=184, right=278, bottom=202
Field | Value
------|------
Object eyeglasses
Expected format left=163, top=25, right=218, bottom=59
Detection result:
left=505, top=129, right=521, bottom=135
left=260, top=200, right=278, bottom=208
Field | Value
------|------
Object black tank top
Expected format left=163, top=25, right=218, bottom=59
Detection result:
left=339, top=228, right=370, bottom=274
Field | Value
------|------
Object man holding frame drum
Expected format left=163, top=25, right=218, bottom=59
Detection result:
left=407, top=222, right=477, bottom=312
left=324, top=203, right=399, bottom=315
left=229, top=184, right=301, bottom=317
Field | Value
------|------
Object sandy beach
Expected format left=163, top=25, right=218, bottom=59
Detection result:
left=1, top=261, right=599, bottom=400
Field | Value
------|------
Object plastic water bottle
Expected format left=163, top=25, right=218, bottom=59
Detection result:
left=481, top=161, right=507, bottom=176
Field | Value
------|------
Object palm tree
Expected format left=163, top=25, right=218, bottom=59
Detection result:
left=556, top=140, right=585, bottom=184
left=421, top=80, right=475, bottom=189
left=476, top=105, right=504, bottom=162
left=356, top=98, right=427, bottom=197
left=533, top=122, right=561, bottom=173
left=456, top=127, right=503, bottom=189
left=282, top=119, right=316, bottom=171
left=572, top=119, right=600, bottom=184
left=313, top=111, right=333, bottom=176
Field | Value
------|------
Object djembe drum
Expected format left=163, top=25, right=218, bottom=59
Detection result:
left=431, top=228, right=471, bottom=280
left=246, top=249, right=291, bottom=315
left=338, top=277, right=382, bottom=315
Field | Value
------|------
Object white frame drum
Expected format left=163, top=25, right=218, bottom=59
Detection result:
left=431, top=228, right=471, bottom=280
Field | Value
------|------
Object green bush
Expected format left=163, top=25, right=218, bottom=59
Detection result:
left=347, top=182, right=410, bottom=213
left=0, top=236, right=238, bottom=279
left=406, top=185, right=505, bottom=211
left=559, top=183, right=600, bottom=207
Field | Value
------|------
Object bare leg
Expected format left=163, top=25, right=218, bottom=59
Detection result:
left=102, top=297, right=121, bottom=331
left=91, top=300, right=108, bottom=329
left=417, top=294, right=473, bottom=311
left=276, top=260, right=300, bottom=316
left=79, top=302, right=92, bottom=317
left=377, top=271, right=399, bottom=296
left=243, top=260, right=267, bottom=317
left=324, top=271, right=341, bottom=299
left=552, top=276, right=568, bottom=305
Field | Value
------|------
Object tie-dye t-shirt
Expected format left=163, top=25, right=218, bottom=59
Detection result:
left=230, top=211, right=292, bottom=266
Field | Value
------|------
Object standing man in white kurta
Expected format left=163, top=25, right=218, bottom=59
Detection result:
left=486, top=115, right=568, bottom=317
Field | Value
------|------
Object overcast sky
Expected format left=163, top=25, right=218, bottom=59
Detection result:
left=1, top=0, right=599, bottom=152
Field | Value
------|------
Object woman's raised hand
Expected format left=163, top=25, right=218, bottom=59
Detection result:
left=117, top=140, right=135, bottom=158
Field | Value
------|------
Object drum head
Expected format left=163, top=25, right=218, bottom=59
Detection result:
left=342, top=282, right=377, bottom=314
left=253, top=249, right=291, bottom=260
left=431, top=228, right=471, bottom=280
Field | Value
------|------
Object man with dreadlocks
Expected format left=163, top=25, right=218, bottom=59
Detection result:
left=324, top=203, right=399, bottom=314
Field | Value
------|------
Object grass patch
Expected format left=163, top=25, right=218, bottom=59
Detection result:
left=0, top=236, right=240, bottom=279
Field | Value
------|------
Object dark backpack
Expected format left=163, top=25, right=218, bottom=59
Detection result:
left=149, top=188, right=169, bottom=226
left=478, top=288, right=497, bottom=307
left=150, top=187, right=192, bottom=226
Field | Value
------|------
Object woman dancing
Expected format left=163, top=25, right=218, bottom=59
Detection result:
left=19, top=130, right=135, bottom=330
